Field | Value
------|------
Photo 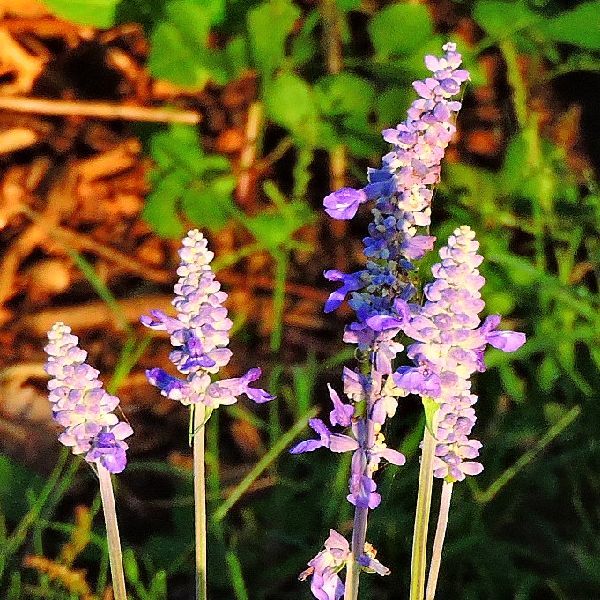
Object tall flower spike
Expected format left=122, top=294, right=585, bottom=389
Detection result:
left=44, top=322, right=133, bottom=474
left=322, top=43, right=470, bottom=372
left=141, top=229, right=273, bottom=408
left=394, top=226, right=525, bottom=481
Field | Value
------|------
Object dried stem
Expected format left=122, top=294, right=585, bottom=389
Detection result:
left=410, top=426, right=436, bottom=600
left=425, top=481, right=453, bottom=600
left=97, top=465, right=127, bottom=600
left=0, top=96, right=200, bottom=124
left=193, top=404, right=208, bottom=600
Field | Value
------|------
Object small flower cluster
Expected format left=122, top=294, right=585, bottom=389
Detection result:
left=291, top=371, right=405, bottom=508
left=142, top=229, right=272, bottom=408
left=393, top=226, right=525, bottom=481
left=323, top=43, right=469, bottom=333
left=44, top=323, right=133, bottom=473
left=298, top=530, right=389, bottom=600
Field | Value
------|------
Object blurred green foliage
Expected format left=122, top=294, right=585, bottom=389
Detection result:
left=6, top=0, right=600, bottom=598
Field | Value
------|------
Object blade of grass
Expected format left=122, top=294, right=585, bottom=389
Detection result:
left=213, top=407, right=318, bottom=523
left=476, top=405, right=581, bottom=504
left=0, top=448, right=70, bottom=577
left=66, top=249, right=132, bottom=334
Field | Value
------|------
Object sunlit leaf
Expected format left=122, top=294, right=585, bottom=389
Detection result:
left=42, top=0, right=120, bottom=27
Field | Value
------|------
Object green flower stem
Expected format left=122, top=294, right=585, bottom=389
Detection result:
left=193, top=404, right=208, bottom=600
left=344, top=506, right=368, bottom=600
left=425, top=481, right=453, bottom=600
left=410, top=426, right=436, bottom=600
left=97, top=465, right=127, bottom=600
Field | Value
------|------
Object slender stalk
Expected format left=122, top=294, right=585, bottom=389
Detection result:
left=425, top=482, right=453, bottom=600
left=344, top=506, right=368, bottom=600
left=97, top=465, right=127, bottom=600
left=410, top=427, right=436, bottom=600
left=193, top=404, right=208, bottom=600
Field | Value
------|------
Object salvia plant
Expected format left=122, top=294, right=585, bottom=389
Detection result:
left=39, top=43, right=529, bottom=600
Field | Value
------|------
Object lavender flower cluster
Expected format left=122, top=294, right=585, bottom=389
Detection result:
left=293, top=43, right=525, bottom=599
left=394, top=226, right=525, bottom=481
left=323, top=42, right=469, bottom=329
left=44, top=323, right=133, bottom=473
left=141, top=229, right=272, bottom=408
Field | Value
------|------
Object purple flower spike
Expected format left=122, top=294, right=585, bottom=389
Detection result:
left=142, top=230, right=272, bottom=409
left=397, top=226, right=526, bottom=481
left=45, top=322, right=133, bottom=473
left=323, top=187, right=368, bottom=220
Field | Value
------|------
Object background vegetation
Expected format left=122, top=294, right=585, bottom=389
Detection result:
left=0, top=0, right=599, bottom=598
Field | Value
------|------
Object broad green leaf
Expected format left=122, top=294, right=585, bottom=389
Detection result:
left=225, top=35, right=251, bottom=77
left=148, top=0, right=228, bottom=88
left=315, top=73, right=375, bottom=117
left=244, top=199, right=314, bottom=251
left=145, top=125, right=234, bottom=237
left=376, top=86, right=412, bottom=126
left=336, top=0, right=361, bottom=10
left=540, top=2, right=600, bottom=50
left=42, top=0, right=120, bottom=27
left=368, top=4, right=433, bottom=57
left=247, top=1, right=300, bottom=80
left=290, top=9, right=319, bottom=67
left=265, top=73, right=319, bottom=144
left=143, top=172, right=186, bottom=238
left=473, top=0, right=539, bottom=38
left=181, top=181, right=236, bottom=231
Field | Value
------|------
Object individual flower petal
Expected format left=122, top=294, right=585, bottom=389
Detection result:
left=328, top=384, right=354, bottom=427
left=323, top=187, right=368, bottom=220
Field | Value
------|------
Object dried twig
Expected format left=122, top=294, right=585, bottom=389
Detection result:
left=0, top=96, right=200, bottom=124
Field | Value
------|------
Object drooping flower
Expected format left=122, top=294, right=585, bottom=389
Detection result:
left=142, top=230, right=273, bottom=408
left=393, top=226, right=525, bottom=481
left=44, top=322, right=133, bottom=473
left=299, top=530, right=390, bottom=600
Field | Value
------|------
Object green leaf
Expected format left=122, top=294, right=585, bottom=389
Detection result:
left=290, top=9, right=319, bottom=67
left=538, top=356, right=560, bottom=393
left=265, top=73, right=319, bottom=144
left=181, top=180, right=236, bottom=232
left=376, top=86, right=413, bottom=126
left=145, top=125, right=234, bottom=237
left=148, top=570, right=168, bottom=599
left=540, top=2, right=600, bottom=50
left=42, top=0, right=120, bottom=27
left=315, top=73, right=375, bottom=117
left=244, top=197, right=314, bottom=252
left=336, top=0, right=361, bottom=10
left=422, top=396, right=439, bottom=434
left=247, top=1, right=300, bottom=80
left=123, top=548, right=140, bottom=584
left=368, top=4, right=433, bottom=57
left=473, top=0, right=539, bottom=38
left=148, top=0, right=228, bottom=88
left=143, top=172, right=186, bottom=238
